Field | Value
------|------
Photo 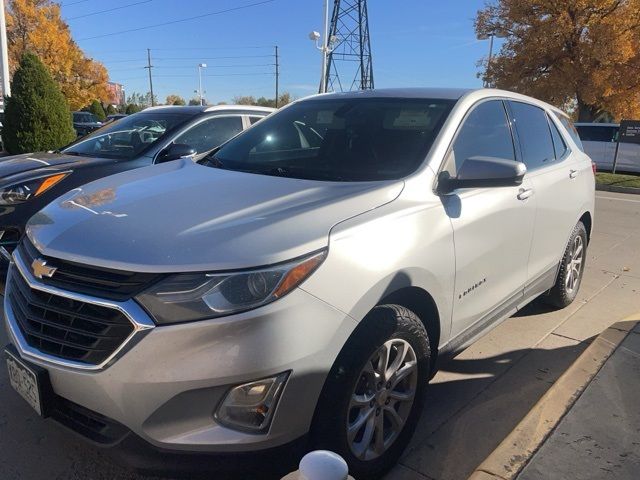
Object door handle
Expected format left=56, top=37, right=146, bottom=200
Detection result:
left=517, top=188, right=534, bottom=200
left=569, top=169, right=579, bottom=179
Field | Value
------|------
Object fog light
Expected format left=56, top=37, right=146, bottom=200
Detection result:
left=216, top=372, right=289, bottom=432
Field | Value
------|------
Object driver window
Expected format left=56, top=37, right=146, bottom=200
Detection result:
left=173, top=116, right=243, bottom=154
left=444, top=100, right=515, bottom=176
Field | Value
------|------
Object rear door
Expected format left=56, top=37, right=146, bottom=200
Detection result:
left=443, top=99, right=536, bottom=339
left=508, top=101, right=585, bottom=294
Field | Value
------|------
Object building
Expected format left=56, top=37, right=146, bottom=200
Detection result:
left=107, top=82, right=125, bottom=106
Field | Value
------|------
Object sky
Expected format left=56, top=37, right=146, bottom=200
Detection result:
left=60, top=0, right=494, bottom=105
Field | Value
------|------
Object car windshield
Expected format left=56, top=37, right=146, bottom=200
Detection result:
left=63, top=112, right=192, bottom=159
left=211, top=98, right=455, bottom=181
left=73, top=112, right=99, bottom=123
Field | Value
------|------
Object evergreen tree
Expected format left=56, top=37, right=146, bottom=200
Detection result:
left=88, top=100, right=106, bottom=121
left=3, top=52, right=76, bottom=154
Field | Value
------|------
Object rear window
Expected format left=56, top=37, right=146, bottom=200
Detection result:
left=509, top=101, right=556, bottom=170
left=212, top=98, right=455, bottom=181
left=554, top=113, right=584, bottom=151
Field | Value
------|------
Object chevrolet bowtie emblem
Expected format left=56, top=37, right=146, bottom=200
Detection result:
left=31, top=258, right=57, bottom=279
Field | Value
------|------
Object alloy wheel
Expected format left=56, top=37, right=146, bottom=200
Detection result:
left=565, top=235, right=584, bottom=294
left=346, top=338, right=418, bottom=461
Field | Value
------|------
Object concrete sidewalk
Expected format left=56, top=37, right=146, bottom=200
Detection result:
left=517, top=321, right=640, bottom=480
left=469, top=317, right=640, bottom=480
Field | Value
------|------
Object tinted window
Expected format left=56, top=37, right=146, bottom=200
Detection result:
left=554, top=113, right=584, bottom=151
left=211, top=98, right=455, bottom=181
left=63, top=113, right=191, bottom=159
left=73, top=112, right=98, bottom=123
left=548, top=116, right=569, bottom=159
left=173, top=116, right=243, bottom=153
left=444, top=100, right=515, bottom=176
left=509, top=102, right=555, bottom=170
left=575, top=125, right=618, bottom=143
left=249, top=116, right=264, bottom=125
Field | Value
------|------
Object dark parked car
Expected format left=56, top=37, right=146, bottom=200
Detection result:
left=0, top=105, right=274, bottom=269
left=105, top=113, right=128, bottom=124
left=72, top=111, right=103, bottom=137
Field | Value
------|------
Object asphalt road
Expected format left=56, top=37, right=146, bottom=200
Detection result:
left=1, top=192, right=639, bottom=480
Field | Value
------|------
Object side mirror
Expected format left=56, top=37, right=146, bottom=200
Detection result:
left=438, top=156, right=526, bottom=194
left=157, top=143, right=196, bottom=163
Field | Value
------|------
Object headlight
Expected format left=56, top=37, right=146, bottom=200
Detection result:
left=135, top=250, right=326, bottom=324
left=0, top=172, right=70, bottom=205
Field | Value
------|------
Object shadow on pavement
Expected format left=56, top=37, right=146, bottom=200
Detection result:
left=397, top=308, right=593, bottom=480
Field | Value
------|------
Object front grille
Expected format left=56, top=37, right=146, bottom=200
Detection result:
left=51, top=396, right=129, bottom=445
left=8, top=268, right=135, bottom=365
left=18, top=238, right=163, bottom=301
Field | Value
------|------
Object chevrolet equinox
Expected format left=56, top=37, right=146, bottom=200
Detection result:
left=4, top=88, right=595, bottom=478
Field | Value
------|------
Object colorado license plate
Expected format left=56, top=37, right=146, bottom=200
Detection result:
left=6, top=349, right=43, bottom=416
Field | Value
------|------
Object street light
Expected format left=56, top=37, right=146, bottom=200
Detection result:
left=309, top=0, right=338, bottom=94
left=198, top=63, right=207, bottom=106
left=478, top=29, right=507, bottom=87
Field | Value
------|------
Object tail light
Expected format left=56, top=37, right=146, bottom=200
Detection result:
left=591, top=161, right=597, bottom=175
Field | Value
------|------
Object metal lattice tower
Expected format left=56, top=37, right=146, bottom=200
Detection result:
left=325, top=0, right=374, bottom=92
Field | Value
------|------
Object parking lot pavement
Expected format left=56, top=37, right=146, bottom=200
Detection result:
left=0, top=192, right=638, bottom=480
left=387, top=192, right=640, bottom=480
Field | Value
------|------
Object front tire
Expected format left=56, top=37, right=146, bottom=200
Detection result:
left=544, top=221, right=588, bottom=308
left=311, top=304, right=431, bottom=479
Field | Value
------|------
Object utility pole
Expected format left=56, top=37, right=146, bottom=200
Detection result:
left=145, top=48, right=155, bottom=107
left=274, top=45, right=279, bottom=108
left=0, top=0, right=11, bottom=100
left=320, top=0, right=330, bottom=93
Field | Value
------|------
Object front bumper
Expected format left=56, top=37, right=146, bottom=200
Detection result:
left=4, top=260, right=356, bottom=453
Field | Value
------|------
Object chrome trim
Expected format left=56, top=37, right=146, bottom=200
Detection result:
left=5, top=248, right=155, bottom=371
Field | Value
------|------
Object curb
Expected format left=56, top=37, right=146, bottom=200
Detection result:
left=596, top=183, right=640, bottom=195
left=467, top=315, right=640, bottom=480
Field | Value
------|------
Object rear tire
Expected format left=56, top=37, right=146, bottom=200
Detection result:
left=543, top=221, right=588, bottom=308
left=311, top=304, right=431, bottom=479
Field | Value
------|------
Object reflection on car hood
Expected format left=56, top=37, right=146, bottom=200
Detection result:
left=27, top=159, right=404, bottom=272
left=0, top=152, right=110, bottom=183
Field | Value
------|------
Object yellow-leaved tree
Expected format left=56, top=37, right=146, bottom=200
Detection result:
left=6, top=0, right=109, bottom=110
left=476, top=0, right=640, bottom=121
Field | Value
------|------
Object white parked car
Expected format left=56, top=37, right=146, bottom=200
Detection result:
left=4, top=88, right=595, bottom=478
left=575, top=122, right=640, bottom=173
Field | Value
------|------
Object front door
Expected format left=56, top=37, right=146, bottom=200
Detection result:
left=441, top=99, right=536, bottom=339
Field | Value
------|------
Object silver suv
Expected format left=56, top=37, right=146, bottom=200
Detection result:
left=4, top=88, right=595, bottom=478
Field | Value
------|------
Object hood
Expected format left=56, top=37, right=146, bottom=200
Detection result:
left=27, top=160, right=403, bottom=272
left=0, top=152, right=109, bottom=183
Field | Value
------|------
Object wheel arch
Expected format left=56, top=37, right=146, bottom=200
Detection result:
left=579, top=210, right=593, bottom=243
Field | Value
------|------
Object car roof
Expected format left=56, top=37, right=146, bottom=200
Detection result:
left=315, top=87, right=473, bottom=101
left=142, top=105, right=275, bottom=114
left=302, top=87, right=569, bottom=116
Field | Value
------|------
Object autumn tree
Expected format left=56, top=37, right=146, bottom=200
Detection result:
left=3, top=53, right=76, bottom=154
left=166, top=94, right=186, bottom=105
left=476, top=0, right=640, bottom=121
left=6, top=0, right=109, bottom=110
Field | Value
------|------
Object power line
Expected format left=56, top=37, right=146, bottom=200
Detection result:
left=60, top=0, right=94, bottom=6
left=67, top=0, right=153, bottom=20
left=78, top=0, right=276, bottom=41
left=154, top=55, right=273, bottom=60
left=154, top=73, right=274, bottom=78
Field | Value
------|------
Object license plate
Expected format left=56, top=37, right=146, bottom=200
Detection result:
left=6, top=349, right=43, bottom=416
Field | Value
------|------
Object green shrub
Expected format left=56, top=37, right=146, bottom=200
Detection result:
left=125, top=103, right=142, bottom=115
left=3, top=52, right=76, bottom=154
left=106, top=104, right=117, bottom=115
left=88, top=100, right=106, bottom=121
